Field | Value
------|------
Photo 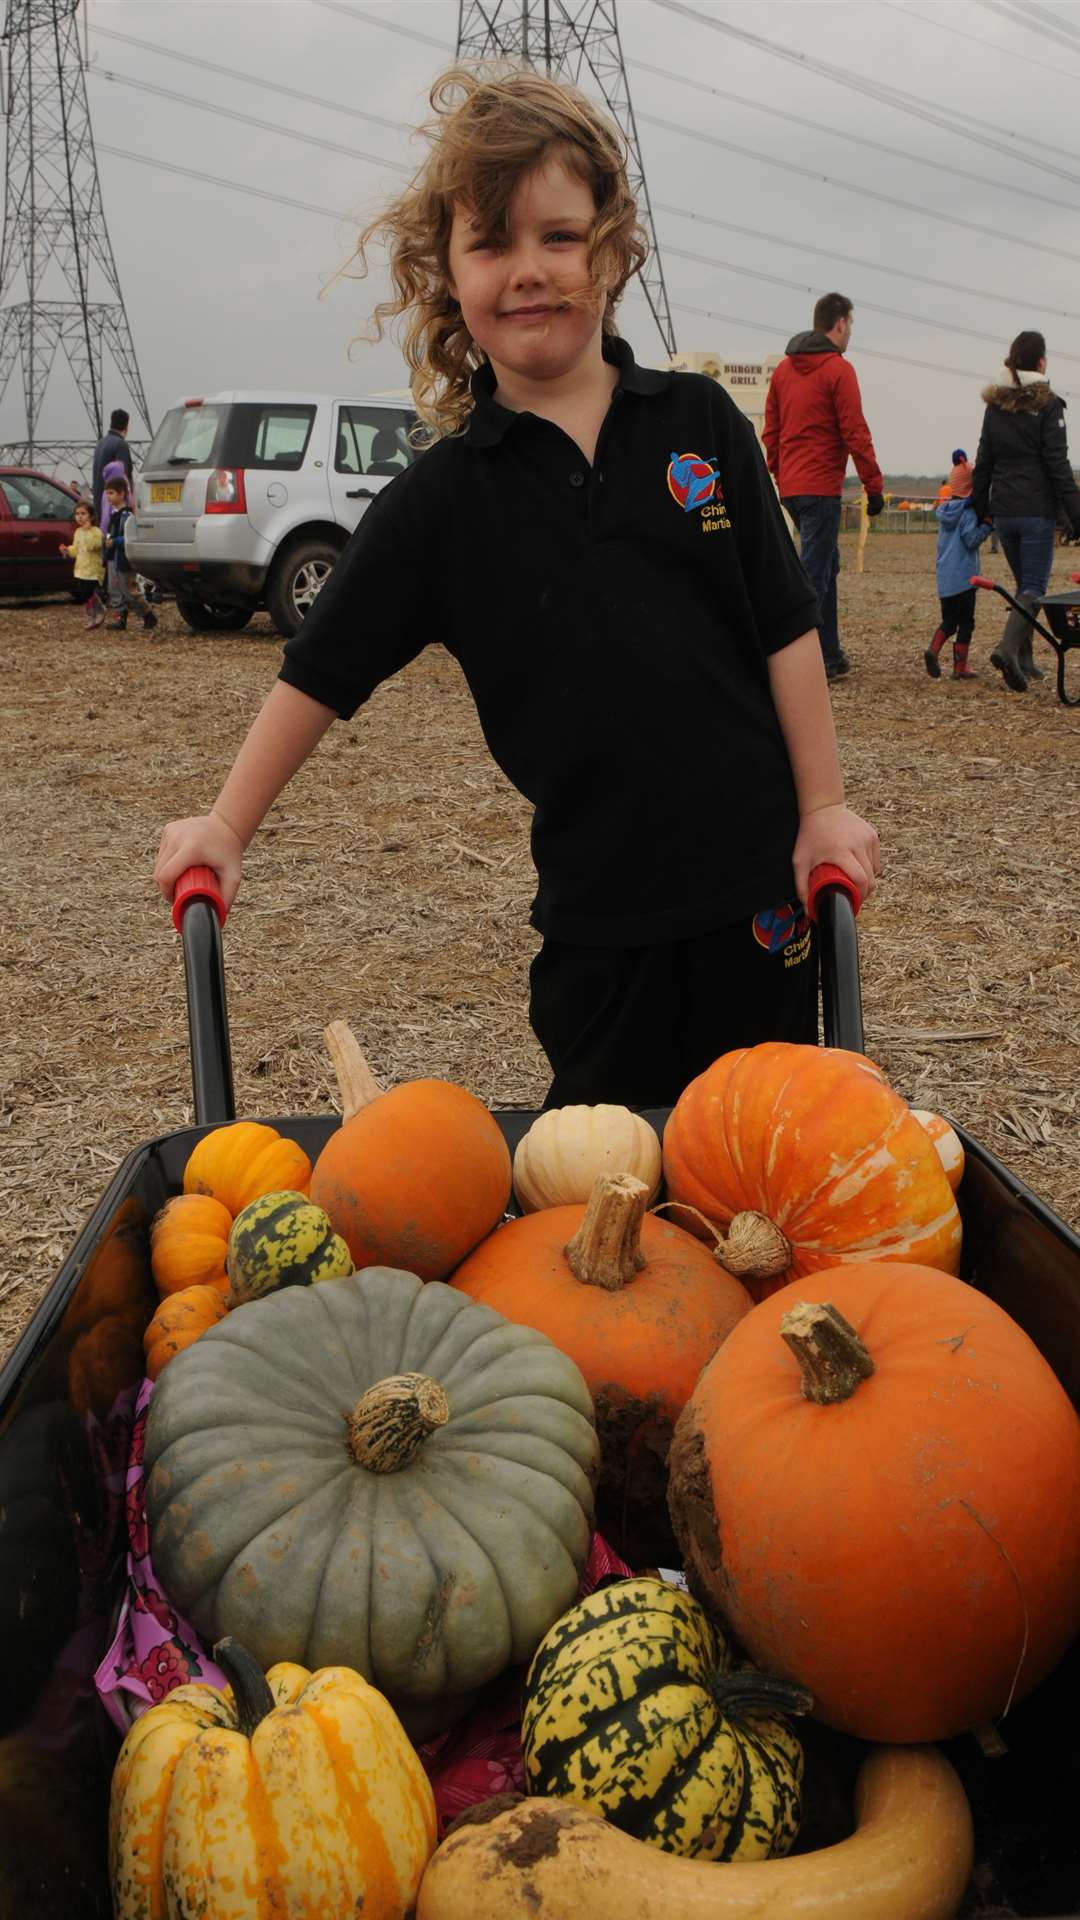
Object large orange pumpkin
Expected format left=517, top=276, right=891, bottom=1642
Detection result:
left=662, top=1043, right=962, bottom=1300
left=309, top=1022, right=511, bottom=1282
left=452, top=1172, right=751, bottom=1560
left=668, top=1261, right=1080, bottom=1743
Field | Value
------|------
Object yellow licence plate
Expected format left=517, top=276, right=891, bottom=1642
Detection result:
left=149, top=482, right=183, bottom=504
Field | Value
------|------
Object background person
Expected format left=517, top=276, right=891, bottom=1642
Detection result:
left=971, top=331, right=1080, bottom=692
left=104, top=479, right=157, bottom=633
left=925, top=455, right=991, bottom=681
left=153, top=65, right=880, bottom=1112
left=764, top=293, right=885, bottom=681
left=92, top=407, right=133, bottom=524
left=58, top=499, right=106, bottom=629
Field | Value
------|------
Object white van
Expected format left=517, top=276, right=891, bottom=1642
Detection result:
left=127, top=391, right=420, bottom=636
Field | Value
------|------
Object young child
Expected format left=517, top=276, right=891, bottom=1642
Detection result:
left=104, top=480, right=157, bottom=632
left=59, top=500, right=106, bottom=628
left=154, top=67, right=880, bottom=1109
left=925, top=452, right=991, bottom=681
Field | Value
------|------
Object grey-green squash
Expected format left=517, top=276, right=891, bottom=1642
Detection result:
left=144, top=1268, right=599, bottom=1736
left=225, top=1188, right=353, bottom=1305
left=522, top=1576, right=810, bottom=1860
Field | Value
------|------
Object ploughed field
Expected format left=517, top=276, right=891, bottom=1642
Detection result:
left=2, top=528, right=1078, bottom=1360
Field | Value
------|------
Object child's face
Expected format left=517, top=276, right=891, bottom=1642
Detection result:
left=106, top=489, right=124, bottom=507
left=448, top=156, right=602, bottom=390
left=75, top=506, right=90, bottom=527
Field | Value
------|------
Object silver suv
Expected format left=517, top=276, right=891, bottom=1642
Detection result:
left=127, top=391, right=419, bottom=636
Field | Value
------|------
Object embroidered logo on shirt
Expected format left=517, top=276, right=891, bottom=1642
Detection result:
left=752, top=901, right=811, bottom=967
left=667, top=452, right=731, bottom=531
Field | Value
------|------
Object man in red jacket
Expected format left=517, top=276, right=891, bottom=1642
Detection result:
left=764, top=293, right=885, bottom=680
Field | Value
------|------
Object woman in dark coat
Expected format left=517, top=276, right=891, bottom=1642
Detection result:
left=971, top=330, right=1080, bottom=691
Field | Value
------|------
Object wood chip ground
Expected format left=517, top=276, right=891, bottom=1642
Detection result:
left=2, top=530, right=1078, bottom=1361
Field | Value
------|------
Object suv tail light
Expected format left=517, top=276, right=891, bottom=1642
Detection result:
left=205, top=468, right=247, bottom=514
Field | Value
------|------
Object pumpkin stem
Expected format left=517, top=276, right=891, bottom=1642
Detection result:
left=563, top=1174, right=649, bottom=1291
left=780, top=1300, right=875, bottom=1404
left=708, top=1668, right=815, bottom=1721
left=652, top=1202, right=791, bottom=1286
left=324, top=1020, right=384, bottom=1123
left=212, top=1637, right=276, bottom=1738
left=346, top=1372, right=450, bottom=1471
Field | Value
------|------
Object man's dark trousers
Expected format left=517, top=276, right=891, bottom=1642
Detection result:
left=782, top=494, right=843, bottom=670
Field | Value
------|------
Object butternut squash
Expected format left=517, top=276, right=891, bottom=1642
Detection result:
left=416, top=1744, right=973, bottom=1920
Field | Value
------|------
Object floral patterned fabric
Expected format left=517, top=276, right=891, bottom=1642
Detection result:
left=94, top=1376, right=633, bottom=1834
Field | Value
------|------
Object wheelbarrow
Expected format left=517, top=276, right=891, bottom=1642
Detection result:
left=0, top=867, right=1077, bottom=1917
left=972, top=572, right=1080, bottom=706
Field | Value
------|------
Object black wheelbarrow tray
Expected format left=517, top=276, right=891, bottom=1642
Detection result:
left=1, top=867, right=1078, bottom=1919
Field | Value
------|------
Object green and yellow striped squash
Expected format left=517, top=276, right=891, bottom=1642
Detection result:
left=521, top=1576, right=810, bottom=1861
left=226, top=1189, right=353, bottom=1306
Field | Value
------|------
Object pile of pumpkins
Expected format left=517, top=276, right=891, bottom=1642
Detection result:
left=111, top=1023, right=1080, bottom=1920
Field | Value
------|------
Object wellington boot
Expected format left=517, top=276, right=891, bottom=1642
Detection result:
left=952, top=643, right=978, bottom=679
left=1019, top=632, right=1045, bottom=681
left=990, top=604, right=1030, bottom=692
left=924, top=626, right=946, bottom=679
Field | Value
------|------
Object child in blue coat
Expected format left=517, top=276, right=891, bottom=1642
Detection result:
left=925, top=451, right=991, bottom=679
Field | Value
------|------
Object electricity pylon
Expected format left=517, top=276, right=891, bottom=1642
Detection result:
left=456, top=0, right=676, bottom=355
left=0, top=0, right=151, bottom=472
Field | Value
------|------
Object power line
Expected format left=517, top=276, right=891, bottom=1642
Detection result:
left=881, top=1, right=1080, bottom=84
left=311, top=0, right=452, bottom=51
left=90, top=66, right=413, bottom=172
left=631, top=50, right=1080, bottom=217
left=655, top=200, right=1080, bottom=325
left=974, top=0, right=1080, bottom=52
left=664, top=243, right=1080, bottom=366
left=652, top=0, right=1080, bottom=184
left=641, top=109, right=1080, bottom=267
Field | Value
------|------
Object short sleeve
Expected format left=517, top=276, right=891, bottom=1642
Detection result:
left=278, top=472, right=431, bottom=719
left=722, top=400, right=820, bottom=655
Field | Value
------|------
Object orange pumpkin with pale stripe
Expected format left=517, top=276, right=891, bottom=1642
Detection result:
left=912, top=1109, right=965, bottom=1194
left=109, top=1637, right=436, bottom=1920
left=662, top=1043, right=962, bottom=1301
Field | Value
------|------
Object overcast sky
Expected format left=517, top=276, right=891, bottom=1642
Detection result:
left=5, top=0, right=1080, bottom=473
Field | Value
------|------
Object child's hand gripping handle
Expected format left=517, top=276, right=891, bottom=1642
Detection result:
left=805, top=862, right=862, bottom=924
left=171, top=865, right=228, bottom=933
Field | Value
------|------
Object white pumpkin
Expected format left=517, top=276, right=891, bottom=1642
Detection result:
left=513, top=1106, right=663, bottom=1214
left=912, top=1109, right=965, bottom=1194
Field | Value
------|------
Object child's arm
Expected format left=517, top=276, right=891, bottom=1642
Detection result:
left=767, top=632, right=881, bottom=906
left=153, top=680, right=338, bottom=909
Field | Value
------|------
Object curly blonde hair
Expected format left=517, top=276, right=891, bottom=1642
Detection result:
left=348, top=65, right=647, bottom=439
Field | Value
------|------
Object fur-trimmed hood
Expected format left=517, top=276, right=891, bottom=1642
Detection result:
left=981, top=367, right=1058, bottom=413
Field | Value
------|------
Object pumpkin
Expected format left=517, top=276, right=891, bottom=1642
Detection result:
left=662, top=1042, right=962, bottom=1300
left=184, top=1120, right=311, bottom=1215
left=522, top=1576, right=809, bottom=1860
left=668, top=1262, right=1080, bottom=1743
left=151, top=1193, right=232, bottom=1296
left=144, top=1268, right=598, bottom=1736
left=513, top=1105, right=662, bottom=1213
left=109, top=1636, right=436, bottom=1920
left=451, top=1173, right=751, bottom=1562
left=415, top=1746, right=974, bottom=1920
left=226, top=1189, right=353, bottom=1305
left=308, top=1021, right=511, bottom=1282
left=912, top=1109, right=965, bottom=1193
left=143, top=1281, right=229, bottom=1381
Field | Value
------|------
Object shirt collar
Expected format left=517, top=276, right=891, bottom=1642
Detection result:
left=464, top=335, right=670, bottom=447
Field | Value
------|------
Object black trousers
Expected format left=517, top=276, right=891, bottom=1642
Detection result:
left=939, top=588, right=976, bottom=644
left=71, top=576, right=100, bottom=605
left=529, top=908, right=819, bottom=1110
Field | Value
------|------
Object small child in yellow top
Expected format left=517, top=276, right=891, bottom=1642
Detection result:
left=59, top=500, right=106, bottom=628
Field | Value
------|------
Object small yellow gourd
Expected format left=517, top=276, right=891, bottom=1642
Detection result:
left=513, top=1105, right=662, bottom=1213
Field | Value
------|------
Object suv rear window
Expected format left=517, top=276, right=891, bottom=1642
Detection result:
left=335, top=407, right=417, bottom=476
left=220, top=405, right=316, bottom=471
left=145, top=405, right=226, bottom=468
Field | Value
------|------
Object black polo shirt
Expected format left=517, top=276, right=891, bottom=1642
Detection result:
left=279, top=338, right=818, bottom=945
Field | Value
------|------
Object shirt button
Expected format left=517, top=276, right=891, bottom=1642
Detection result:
left=569, top=470, right=585, bottom=487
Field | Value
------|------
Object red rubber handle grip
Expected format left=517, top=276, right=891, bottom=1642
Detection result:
left=970, top=576, right=994, bottom=590
left=171, top=864, right=227, bottom=932
left=1072, top=572, right=1080, bottom=585
left=806, top=862, right=861, bottom=923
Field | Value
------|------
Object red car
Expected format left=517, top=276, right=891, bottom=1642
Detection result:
left=0, top=466, right=83, bottom=596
